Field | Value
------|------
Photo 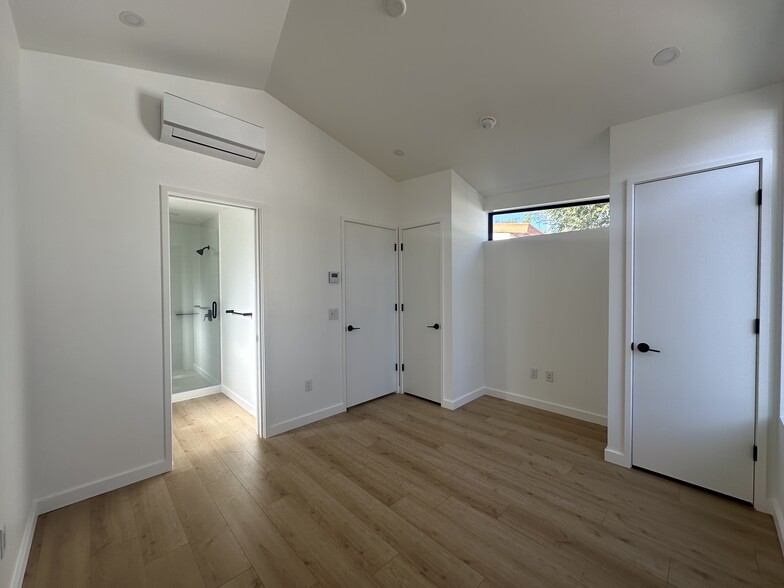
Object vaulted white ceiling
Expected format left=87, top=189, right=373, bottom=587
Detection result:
left=10, top=0, right=784, bottom=195
left=9, top=0, right=291, bottom=89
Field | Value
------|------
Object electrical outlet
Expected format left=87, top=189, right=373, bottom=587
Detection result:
left=545, top=371, right=554, bottom=383
left=0, top=524, right=6, bottom=560
left=328, top=308, right=339, bottom=320
left=529, top=368, right=538, bottom=380
left=305, top=378, right=313, bottom=392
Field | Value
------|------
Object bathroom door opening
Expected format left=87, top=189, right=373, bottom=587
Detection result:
left=161, top=187, right=265, bottom=469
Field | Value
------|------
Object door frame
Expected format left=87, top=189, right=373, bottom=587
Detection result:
left=623, top=153, right=773, bottom=509
left=340, top=217, right=401, bottom=408
left=160, top=185, right=267, bottom=472
left=399, top=220, right=445, bottom=405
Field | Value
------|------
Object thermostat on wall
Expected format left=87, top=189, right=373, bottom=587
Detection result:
left=328, top=271, right=340, bottom=284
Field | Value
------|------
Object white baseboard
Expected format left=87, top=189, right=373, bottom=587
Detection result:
left=267, top=403, right=346, bottom=437
left=442, top=387, right=485, bottom=410
left=604, top=447, right=631, bottom=468
left=35, top=459, right=169, bottom=515
left=221, top=386, right=256, bottom=417
left=10, top=504, right=37, bottom=588
left=172, top=385, right=222, bottom=403
left=14, top=460, right=170, bottom=583
left=484, top=387, right=607, bottom=426
left=770, top=498, right=784, bottom=557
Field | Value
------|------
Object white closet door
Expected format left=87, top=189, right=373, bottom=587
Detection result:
left=344, top=221, right=398, bottom=407
left=401, top=223, right=442, bottom=403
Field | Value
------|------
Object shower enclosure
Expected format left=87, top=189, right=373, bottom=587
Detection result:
left=169, top=206, right=222, bottom=394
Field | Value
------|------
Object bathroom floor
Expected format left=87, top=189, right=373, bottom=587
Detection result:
left=172, top=370, right=216, bottom=394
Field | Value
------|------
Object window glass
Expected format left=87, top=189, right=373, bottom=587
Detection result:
left=489, top=199, right=609, bottom=240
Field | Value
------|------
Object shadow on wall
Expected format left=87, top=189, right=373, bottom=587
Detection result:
left=138, top=92, right=162, bottom=140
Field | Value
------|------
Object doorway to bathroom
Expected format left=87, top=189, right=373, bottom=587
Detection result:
left=160, top=187, right=265, bottom=466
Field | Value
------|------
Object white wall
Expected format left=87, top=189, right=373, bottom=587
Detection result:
left=448, top=171, right=485, bottom=407
left=219, top=206, right=259, bottom=415
left=607, top=85, right=783, bottom=513
left=19, top=50, right=400, bottom=509
left=0, top=0, right=33, bottom=585
left=485, top=228, right=609, bottom=423
left=482, top=176, right=610, bottom=212
left=399, top=170, right=452, bottom=227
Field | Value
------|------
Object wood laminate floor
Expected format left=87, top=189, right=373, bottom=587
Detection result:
left=23, top=393, right=784, bottom=587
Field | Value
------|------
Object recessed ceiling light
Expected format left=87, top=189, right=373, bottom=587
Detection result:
left=652, top=46, right=681, bottom=66
left=479, top=116, right=497, bottom=130
left=119, top=11, right=145, bottom=28
left=393, top=149, right=405, bottom=157
left=384, top=0, right=407, bottom=18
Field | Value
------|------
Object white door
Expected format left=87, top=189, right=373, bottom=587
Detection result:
left=631, top=162, right=759, bottom=502
left=344, top=221, right=398, bottom=407
left=401, top=223, right=442, bottom=403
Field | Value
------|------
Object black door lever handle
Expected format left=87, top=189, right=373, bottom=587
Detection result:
left=427, top=323, right=440, bottom=330
left=636, top=342, right=660, bottom=353
left=347, top=325, right=360, bottom=332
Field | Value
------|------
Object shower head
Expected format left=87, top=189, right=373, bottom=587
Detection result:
left=196, top=246, right=210, bottom=256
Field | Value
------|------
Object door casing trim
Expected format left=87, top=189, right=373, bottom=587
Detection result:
left=160, top=185, right=267, bottom=474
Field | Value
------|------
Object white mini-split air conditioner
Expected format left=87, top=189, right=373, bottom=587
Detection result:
left=160, top=93, right=266, bottom=168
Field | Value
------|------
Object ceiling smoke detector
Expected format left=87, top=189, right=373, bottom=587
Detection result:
left=652, top=46, right=681, bottom=66
left=479, top=116, right=497, bottom=130
left=119, top=11, right=145, bottom=27
left=384, top=0, right=407, bottom=18
left=393, top=149, right=406, bottom=157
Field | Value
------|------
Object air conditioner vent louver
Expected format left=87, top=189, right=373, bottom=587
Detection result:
left=160, top=93, right=266, bottom=168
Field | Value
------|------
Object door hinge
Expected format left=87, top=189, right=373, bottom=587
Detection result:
left=758, top=189, right=762, bottom=206
left=754, top=318, right=760, bottom=334
left=753, top=445, right=758, bottom=461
